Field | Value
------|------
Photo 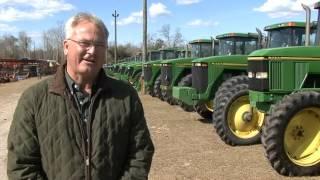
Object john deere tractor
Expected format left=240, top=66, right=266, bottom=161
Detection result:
left=176, top=48, right=191, bottom=58
left=160, top=39, right=218, bottom=107
left=173, top=32, right=262, bottom=117
left=211, top=19, right=317, bottom=147
left=246, top=3, right=320, bottom=176
left=109, top=60, right=129, bottom=80
left=144, top=48, right=178, bottom=97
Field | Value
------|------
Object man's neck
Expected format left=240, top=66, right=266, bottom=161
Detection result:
left=66, top=69, right=97, bottom=94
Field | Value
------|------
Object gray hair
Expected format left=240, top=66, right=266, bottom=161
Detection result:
left=65, top=12, right=109, bottom=41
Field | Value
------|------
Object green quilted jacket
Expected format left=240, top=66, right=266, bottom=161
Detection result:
left=7, top=65, right=155, bottom=180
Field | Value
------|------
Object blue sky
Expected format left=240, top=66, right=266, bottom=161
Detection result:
left=0, top=0, right=319, bottom=47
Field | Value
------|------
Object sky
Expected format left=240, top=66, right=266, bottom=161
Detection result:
left=0, top=0, right=319, bottom=47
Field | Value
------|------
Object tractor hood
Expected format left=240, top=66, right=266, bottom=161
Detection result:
left=161, top=57, right=194, bottom=64
left=127, top=61, right=142, bottom=67
left=144, top=59, right=163, bottom=65
left=249, top=46, right=320, bottom=58
left=192, top=55, right=248, bottom=64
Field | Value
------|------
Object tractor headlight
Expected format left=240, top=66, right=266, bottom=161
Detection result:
left=248, top=72, right=254, bottom=78
left=161, top=63, right=171, bottom=67
left=193, top=62, right=208, bottom=67
left=255, top=72, right=268, bottom=79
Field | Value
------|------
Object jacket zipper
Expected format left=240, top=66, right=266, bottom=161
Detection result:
left=64, top=91, right=89, bottom=180
left=86, top=89, right=102, bottom=180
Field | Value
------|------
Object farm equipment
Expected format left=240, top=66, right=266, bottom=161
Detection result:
left=211, top=20, right=317, bottom=146
left=173, top=32, right=261, bottom=117
left=160, top=39, right=218, bottom=106
left=144, top=48, right=178, bottom=97
left=0, top=58, right=58, bottom=83
left=247, top=3, right=320, bottom=176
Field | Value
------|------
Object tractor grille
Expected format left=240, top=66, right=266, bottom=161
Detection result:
left=248, top=60, right=268, bottom=91
left=192, top=66, right=208, bottom=93
left=144, top=67, right=152, bottom=81
left=161, top=65, right=172, bottom=86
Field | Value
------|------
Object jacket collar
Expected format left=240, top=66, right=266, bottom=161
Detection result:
left=49, top=63, right=112, bottom=96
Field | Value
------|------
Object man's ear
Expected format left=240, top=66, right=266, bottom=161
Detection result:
left=63, top=40, right=68, bottom=55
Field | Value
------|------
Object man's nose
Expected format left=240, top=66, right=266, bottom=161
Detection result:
left=86, top=45, right=96, bottom=53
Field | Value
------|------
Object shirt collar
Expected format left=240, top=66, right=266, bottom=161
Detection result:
left=49, top=63, right=113, bottom=96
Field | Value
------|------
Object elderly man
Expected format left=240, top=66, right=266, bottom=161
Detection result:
left=7, top=12, right=154, bottom=180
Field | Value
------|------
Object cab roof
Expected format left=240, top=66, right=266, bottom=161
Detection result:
left=216, top=33, right=258, bottom=39
left=189, top=39, right=212, bottom=44
left=264, top=21, right=307, bottom=31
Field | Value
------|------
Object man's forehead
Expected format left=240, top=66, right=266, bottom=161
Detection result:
left=72, top=23, right=104, bottom=37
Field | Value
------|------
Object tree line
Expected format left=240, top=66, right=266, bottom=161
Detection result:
left=0, top=23, right=185, bottom=64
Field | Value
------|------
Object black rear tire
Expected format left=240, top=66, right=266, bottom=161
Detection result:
left=194, top=102, right=213, bottom=120
left=133, top=72, right=142, bottom=91
left=153, top=75, right=162, bottom=99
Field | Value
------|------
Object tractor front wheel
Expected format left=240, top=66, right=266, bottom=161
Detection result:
left=262, top=91, right=320, bottom=176
left=153, top=75, right=162, bottom=99
left=213, top=75, right=264, bottom=146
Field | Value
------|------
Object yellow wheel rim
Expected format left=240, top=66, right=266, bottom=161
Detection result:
left=205, top=101, right=214, bottom=112
left=284, top=107, right=320, bottom=166
left=227, top=95, right=265, bottom=139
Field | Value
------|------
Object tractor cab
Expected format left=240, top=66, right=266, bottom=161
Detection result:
left=265, top=21, right=317, bottom=48
left=148, top=50, right=161, bottom=61
left=189, top=39, right=216, bottom=58
left=216, top=33, right=259, bottom=56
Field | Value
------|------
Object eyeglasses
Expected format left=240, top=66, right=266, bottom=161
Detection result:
left=68, top=39, right=106, bottom=49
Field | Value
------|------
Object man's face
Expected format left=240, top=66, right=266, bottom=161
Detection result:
left=64, top=20, right=106, bottom=79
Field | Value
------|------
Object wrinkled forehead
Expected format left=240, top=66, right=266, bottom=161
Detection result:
left=72, top=20, right=106, bottom=39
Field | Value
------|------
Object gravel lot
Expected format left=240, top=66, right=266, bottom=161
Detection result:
left=0, top=77, right=317, bottom=180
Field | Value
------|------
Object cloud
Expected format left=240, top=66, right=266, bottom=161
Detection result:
left=0, top=23, right=17, bottom=31
left=254, top=0, right=318, bottom=18
left=117, top=11, right=143, bottom=26
left=0, top=0, right=74, bottom=22
left=187, top=19, right=219, bottom=27
left=176, top=0, right=201, bottom=5
left=113, top=3, right=170, bottom=26
left=149, top=3, right=170, bottom=17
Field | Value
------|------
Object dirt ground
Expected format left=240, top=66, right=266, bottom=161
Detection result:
left=0, top=77, right=317, bottom=180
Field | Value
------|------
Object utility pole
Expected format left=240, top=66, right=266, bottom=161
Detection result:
left=112, top=10, right=119, bottom=64
left=142, top=0, right=147, bottom=94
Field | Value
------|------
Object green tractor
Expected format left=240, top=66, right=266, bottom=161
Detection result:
left=109, top=60, right=129, bottom=80
left=247, top=3, right=320, bottom=176
left=176, top=48, right=191, bottom=58
left=160, top=39, right=218, bottom=107
left=126, top=60, right=143, bottom=90
left=127, top=48, right=176, bottom=91
left=211, top=20, right=316, bottom=147
left=103, top=63, right=115, bottom=77
left=144, top=48, right=178, bottom=97
left=118, top=58, right=138, bottom=81
left=173, top=32, right=262, bottom=116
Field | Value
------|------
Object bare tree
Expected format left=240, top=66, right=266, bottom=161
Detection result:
left=0, top=34, right=19, bottom=58
left=146, top=33, right=156, bottom=49
left=172, top=28, right=184, bottom=48
left=159, top=24, right=184, bottom=48
left=18, top=31, right=32, bottom=58
left=159, top=24, right=171, bottom=47
left=154, top=38, right=165, bottom=49
left=41, top=22, right=65, bottom=63
left=107, top=42, right=141, bottom=63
